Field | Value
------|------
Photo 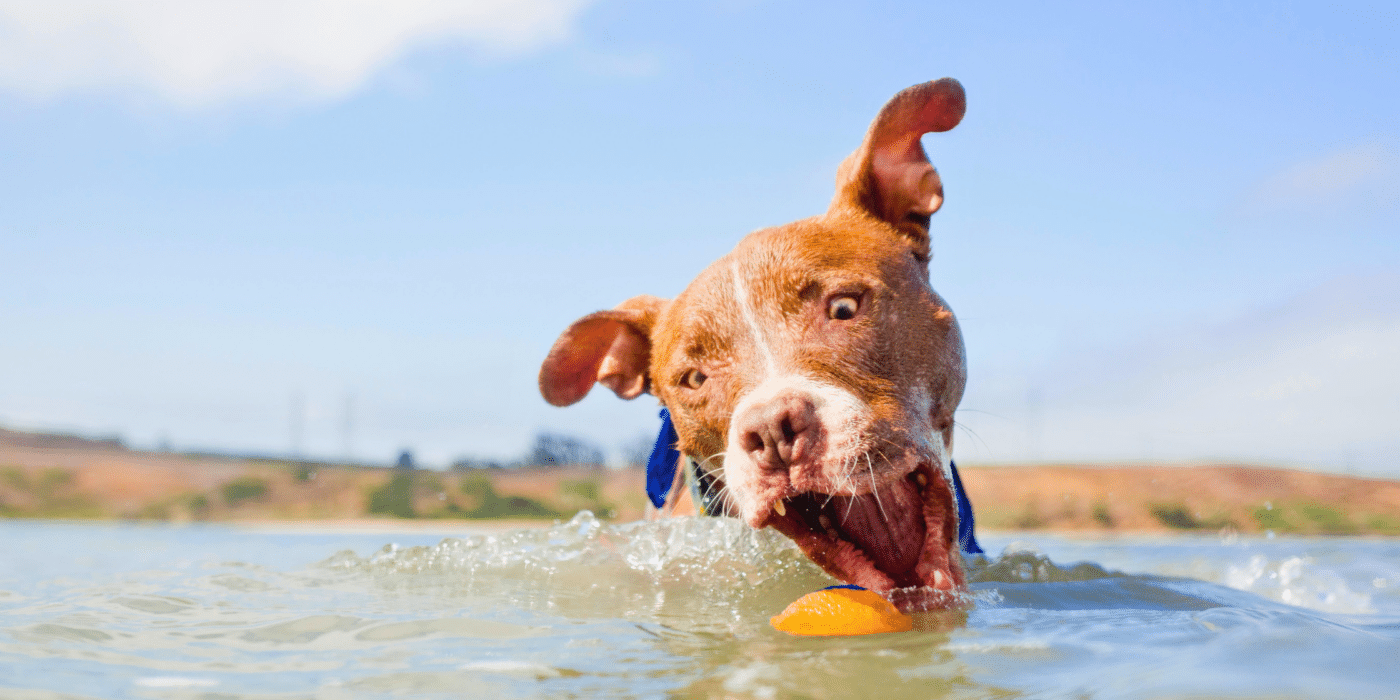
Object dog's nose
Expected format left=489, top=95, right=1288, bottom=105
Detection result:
left=736, top=390, right=819, bottom=471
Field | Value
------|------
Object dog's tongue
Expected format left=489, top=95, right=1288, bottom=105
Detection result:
left=831, top=478, right=925, bottom=579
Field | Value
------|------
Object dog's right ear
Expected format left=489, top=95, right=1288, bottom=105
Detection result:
left=539, top=295, right=668, bottom=407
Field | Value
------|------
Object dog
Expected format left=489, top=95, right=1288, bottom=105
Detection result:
left=538, top=78, right=974, bottom=607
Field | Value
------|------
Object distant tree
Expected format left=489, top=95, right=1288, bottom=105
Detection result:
left=368, top=472, right=415, bottom=518
left=451, top=457, right=506, bottom=471
left=395, top=450, right=415, bottom=470
left=528, top=432, right=604, bottom=468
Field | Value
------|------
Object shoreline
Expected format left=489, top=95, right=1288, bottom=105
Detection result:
left=2, top=434, right=1398, bottom=536
left=5, top=517, right=1399, bottom=543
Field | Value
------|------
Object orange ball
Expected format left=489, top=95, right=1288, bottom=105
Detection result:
left=770, top=585, right=913, bottom=636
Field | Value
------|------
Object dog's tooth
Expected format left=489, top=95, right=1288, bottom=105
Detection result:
left=818, top=514, right=832, bottom=531
left=933, top=570, right=947, bottom=588
left=915, top=473, right=927, bottom=488
left=773, top=500, right=786, bottom=517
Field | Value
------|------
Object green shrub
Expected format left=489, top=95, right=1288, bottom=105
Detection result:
left=460, top=475, right=490, bottom=494
left=292, top=462, right=317, bottom=482
left=38, top=498, right=103, bottom=519
left=560, top=478, right=601, bottom=502
left=1365, top=513, right=1400, bottom=535
left=1297, top=502, right=1358, bottom=535
left=1014, top=500, right=1045, bottom=529
left=36, top=468, right=73, bottom=495
left=1091, top=502, right=1114, bottom=527
left=1, top=466, right=26, bottom=490
left=138, top=502, right=171, bottom=520
left=221, top=477, right=269, bottom=506
left=0, top=467, right=100, bottom=518
left=1150, top=503, right=1199, bottom=529
left=1252, top=504, right=1293, bottom=532
left=186, top=494, right=211, bottom=518
left=367, top=472, right=416, bottom=518
left=473, top=495, right=561, bottom=519
left=1149, top=503, right=1234, bottom=530
left=456, top=475, right=560, bottom=519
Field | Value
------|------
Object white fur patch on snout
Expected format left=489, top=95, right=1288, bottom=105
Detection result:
left=906, top=385, right=953, bottom=490
left=723, top=375, right=871, bottom=524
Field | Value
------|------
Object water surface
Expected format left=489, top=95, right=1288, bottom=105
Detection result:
left=2, top=516, right=1397, bottom=698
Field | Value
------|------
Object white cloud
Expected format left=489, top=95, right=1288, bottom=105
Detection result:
left=0, top=0, right=593, bottom=107
left=1243, top=144, right=1399, bottom=214
left=957, top=273, right=1400, bottom=474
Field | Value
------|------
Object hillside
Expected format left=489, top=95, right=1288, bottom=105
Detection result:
left=1, top=427, right=1396, bottom=535
left=960, top=464, right=1400, bottom=535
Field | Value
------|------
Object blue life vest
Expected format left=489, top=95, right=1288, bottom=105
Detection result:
left=644, top=408, right=983, bottom=554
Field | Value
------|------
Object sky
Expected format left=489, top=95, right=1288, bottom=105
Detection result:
left=0, top=1, right=1396, bottom=474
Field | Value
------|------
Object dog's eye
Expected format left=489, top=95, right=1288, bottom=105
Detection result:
left=681, top=369, right=707, bottom=390
left=828, top=295, right=859, bottom=321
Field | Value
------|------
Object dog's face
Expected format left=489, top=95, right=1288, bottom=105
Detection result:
left=540, top=79, right=969, bottom=599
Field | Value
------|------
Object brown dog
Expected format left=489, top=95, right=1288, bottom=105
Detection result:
left=539, top=79, right=969, bottom=604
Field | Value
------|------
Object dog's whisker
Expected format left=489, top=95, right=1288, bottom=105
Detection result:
left=697, top=451, right=725, bottom=472
left=872, top=444, right=894, bottom=472
left=953, top=420, right=994, bottom=457
left=867, top=453, right=891, bottom=525
left=842, top=458, right=860, bottom=520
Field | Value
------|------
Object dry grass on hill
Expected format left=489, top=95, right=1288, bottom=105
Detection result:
left=1, top=428, right=1396, bottom=535
left=961, top=464, right=1400, bottom=535
left=0, top=435, right=650, bottom=523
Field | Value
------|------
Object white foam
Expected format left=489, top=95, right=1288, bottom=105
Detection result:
left=133, top=677, right=218, bottom=688
left=459, top=660, right=561, bottom=678
left=944, top=638, right=1051, bottom=653
left=1225, top=554, right=1374, bottom=614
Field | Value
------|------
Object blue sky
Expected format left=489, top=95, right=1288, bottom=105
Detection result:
left=1, top=1, right=1396, bottom=473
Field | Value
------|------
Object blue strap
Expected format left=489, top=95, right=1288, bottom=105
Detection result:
left=950, top=460, right=983, bottom=554
left=645, top=410, right=982, bottom=555
left=644, top=408, right=681, bottom=508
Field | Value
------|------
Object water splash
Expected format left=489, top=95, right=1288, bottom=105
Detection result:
left=964, top=543, right=1123, bottom=584
left=5, top=521, right=1399, bottom=699
left=318, top=512, right=836, bottom=633
left=1225, top=553, right=1374, bottom=614
left=319, top=516, right=1158, bottom=621
left=323, top=516, right=1383, bottom=622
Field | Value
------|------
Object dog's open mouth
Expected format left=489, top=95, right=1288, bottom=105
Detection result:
left=760, top=462, right=964, bottom=609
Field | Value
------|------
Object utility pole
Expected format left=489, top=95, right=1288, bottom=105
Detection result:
left=342, top=392, right=355, bottom=465
left=1026, top=386, right=1043, bottom=462
left=290, top=391, right=304, bottom=459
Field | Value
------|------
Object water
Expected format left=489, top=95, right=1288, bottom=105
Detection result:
left=2, top=516, right=1398, bottom=699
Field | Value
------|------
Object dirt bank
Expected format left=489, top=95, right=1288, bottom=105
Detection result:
left=960, top=463, right=1400, bottom=535
left=1, top=428, right=1395, bottom=534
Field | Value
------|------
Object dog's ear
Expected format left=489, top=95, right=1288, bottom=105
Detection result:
left=829, top=78, right=965, bottom=260
left=539, top=295, right=668, bottom=407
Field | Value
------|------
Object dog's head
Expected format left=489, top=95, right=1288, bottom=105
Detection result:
left=539, top=79, right=968, bottom=597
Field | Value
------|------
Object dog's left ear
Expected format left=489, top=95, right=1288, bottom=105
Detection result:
left=829, top=78, right=965, bottom=261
